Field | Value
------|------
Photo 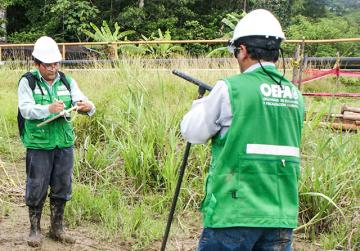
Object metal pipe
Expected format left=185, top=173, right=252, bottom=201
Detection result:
left=161, top=70, right=212, bottom=251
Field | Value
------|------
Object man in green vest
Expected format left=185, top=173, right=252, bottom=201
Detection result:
left=181, top=9, right=304, bottom=251
left=18, top=36, right=95, bottom=247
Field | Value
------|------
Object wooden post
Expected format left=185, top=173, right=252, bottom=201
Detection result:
left=62, top=44, right=66, bottom=60
left=291, top=44, right=300, bottom=85
left=0, top=47, right=2, bottom=61
left=297, top=38, right=306, bottom=91
left=327, top=52, right=341, bottom=121
left=113, top=43, right=118, bottom=60
left=335, top=52, right=340, bottom=89
left=107, top=42, right=118, bottom=60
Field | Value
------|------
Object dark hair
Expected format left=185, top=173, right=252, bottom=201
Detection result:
left=33, top=57, right=42, bottom=65
left=234, top=36, right=281, bottom=62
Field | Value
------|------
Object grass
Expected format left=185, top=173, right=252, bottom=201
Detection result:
left=0, top=58, right=359, bottom=250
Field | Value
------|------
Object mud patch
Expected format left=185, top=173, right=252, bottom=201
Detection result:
left=0, top=205, right=117, bottom=251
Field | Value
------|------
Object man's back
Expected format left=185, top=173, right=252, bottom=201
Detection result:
left=201, top=64, right=304, bottom=229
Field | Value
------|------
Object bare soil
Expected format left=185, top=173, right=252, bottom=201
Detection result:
left=0, top=199, right=325, bottom=251
left=0, top=158, right=323, bottom=251
left=0, top=204, right=116, bottom=251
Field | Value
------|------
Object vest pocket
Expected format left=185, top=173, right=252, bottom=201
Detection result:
left=63, top=122, right=74, bottom=144
left=28, top=123, right=50, bottom=144
left=231, top=158, right=299, bottom=218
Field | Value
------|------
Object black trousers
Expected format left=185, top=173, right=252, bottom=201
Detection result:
left=25, top=147, right=74, bottom=207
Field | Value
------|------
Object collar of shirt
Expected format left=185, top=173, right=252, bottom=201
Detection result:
left=244, top=62, right=275, bottom=73
left=34, top=69, right=60, bottom=86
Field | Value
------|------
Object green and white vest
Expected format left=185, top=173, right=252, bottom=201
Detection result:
left=22, top=70, right=74, bottom=149
left=201, top=66, right=305, bottom=229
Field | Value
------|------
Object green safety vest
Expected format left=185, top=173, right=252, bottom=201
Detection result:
left=21, top=70, right=75, bottom=150
left=201, top=66, right=305, bottom=229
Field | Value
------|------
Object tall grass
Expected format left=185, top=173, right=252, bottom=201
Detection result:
left=0, top=58, right=359, bottom=250
left=299, top=109, right=360, bottom=249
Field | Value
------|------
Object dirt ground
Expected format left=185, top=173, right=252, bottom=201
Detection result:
left=0, top=201, right=199, bottom=251
left=0, top=158, right=323, bottom=251
left=0, top=201, right=325, bottom=251
left=0, top=205, right=115, bottom=251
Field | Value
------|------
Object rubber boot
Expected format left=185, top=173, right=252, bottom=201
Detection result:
left=48, top=198, right=75, bottom=244
left=27, top=206, right=43, bottom=247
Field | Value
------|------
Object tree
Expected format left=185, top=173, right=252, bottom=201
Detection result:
left=2, top=0, right=360, bottom=56
left=286, top=15, right=360, bottom=56
left=49, top=0, right=100, bottom=41
left=249, top=0, right=292, bottom=27
left=5, top=0, right=100, bottom=42
left=0, top=7, right=5, bottom=39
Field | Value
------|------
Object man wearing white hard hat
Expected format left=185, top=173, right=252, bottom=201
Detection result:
left=181, top=9, right=304, bottom=250
left=17, top=36, right=95, bottom=247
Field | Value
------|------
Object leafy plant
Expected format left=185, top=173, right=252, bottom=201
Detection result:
left=286, top=15, right=360, bottom=56
left=220, top=12, right=244, bottom=35
left=140, top=29, right=184, bottom=58
left=0, top=8, right=5, bottom=39
left=207, top=12, right=245, bottom=58
left=49, top=0, right=99, bottom=41
left=83, top=20, right=134, bottom=42
left=6, top=28, right=45, bottom=43
left=83, top=20, right=139, bottom=59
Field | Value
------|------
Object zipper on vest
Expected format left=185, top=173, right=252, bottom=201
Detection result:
left=241, top=156, right=300, bottom=164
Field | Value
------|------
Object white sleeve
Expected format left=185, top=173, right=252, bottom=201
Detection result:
left=70, top=78, right=96, bottom=116
left=18, top=77, right=51, bottom=120
left=180, top=80, right=231, bottom=144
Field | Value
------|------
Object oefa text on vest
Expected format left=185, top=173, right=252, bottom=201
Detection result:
left=260, top=83, right=300, bottom=108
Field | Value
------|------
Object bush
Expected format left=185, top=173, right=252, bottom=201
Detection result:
left=286, top=15, right=360, bottom=56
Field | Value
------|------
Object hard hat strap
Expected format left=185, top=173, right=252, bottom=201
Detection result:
left=255, top=48, right=285, bottom=90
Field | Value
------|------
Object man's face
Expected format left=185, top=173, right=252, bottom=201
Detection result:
left=35, top=62, right=59, bottom=82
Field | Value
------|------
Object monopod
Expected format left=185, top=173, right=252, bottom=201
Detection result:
left=160, top=70, right=213, bottom=251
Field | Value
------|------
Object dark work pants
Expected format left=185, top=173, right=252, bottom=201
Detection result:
left=198, top=227, right=293, bottom=251
left=25, top=147, right=74, bottom=207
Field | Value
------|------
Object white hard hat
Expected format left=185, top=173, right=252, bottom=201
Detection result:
left=32, top=36, right=62, bottom=63
left=229, top=9, right=285, bottom=45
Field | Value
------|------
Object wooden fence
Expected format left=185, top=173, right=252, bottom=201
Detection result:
left=0, top=37, right=359, bottom=61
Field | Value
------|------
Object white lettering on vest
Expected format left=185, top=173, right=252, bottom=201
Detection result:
left=283, top=86, right=292, bottom=99
left=260, top=84, right=272, bottom=97
left=260, top=83, right=299, bottom=100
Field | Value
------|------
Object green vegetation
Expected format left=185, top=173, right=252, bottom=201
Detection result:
left=140, top=29, right=185, bottom=58
left=83, top=21, right=137, bottom=59
left=2, top=0, right=360, bottom=56
left=0, top=59, right=359, bottom=249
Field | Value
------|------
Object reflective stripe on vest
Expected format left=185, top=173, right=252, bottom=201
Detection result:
left=246, top=144, right=300, bottom=157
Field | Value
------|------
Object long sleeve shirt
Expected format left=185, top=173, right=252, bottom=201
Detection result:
left=180, top=62, right=275, bottom=144
left=18, top=71, right=95, bottom=120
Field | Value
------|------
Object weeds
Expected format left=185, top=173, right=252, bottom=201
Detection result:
left=0, top=59, right=359, bottom=250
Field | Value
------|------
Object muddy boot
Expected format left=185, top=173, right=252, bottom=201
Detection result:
left=48, top=198, right=75, bottom=244
left=27, top=206, right=43, bottom=247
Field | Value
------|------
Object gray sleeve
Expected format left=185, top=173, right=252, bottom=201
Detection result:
left=18, top=77, right=51, bottom=120
left=70, top=78, right=96, bottom=116
left=180, top=80, right=232, bottom=144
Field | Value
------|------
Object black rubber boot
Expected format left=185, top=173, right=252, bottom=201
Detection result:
left=48, top=198, right=75, bottom=244
left=27, top=206, right=43, bottom=247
